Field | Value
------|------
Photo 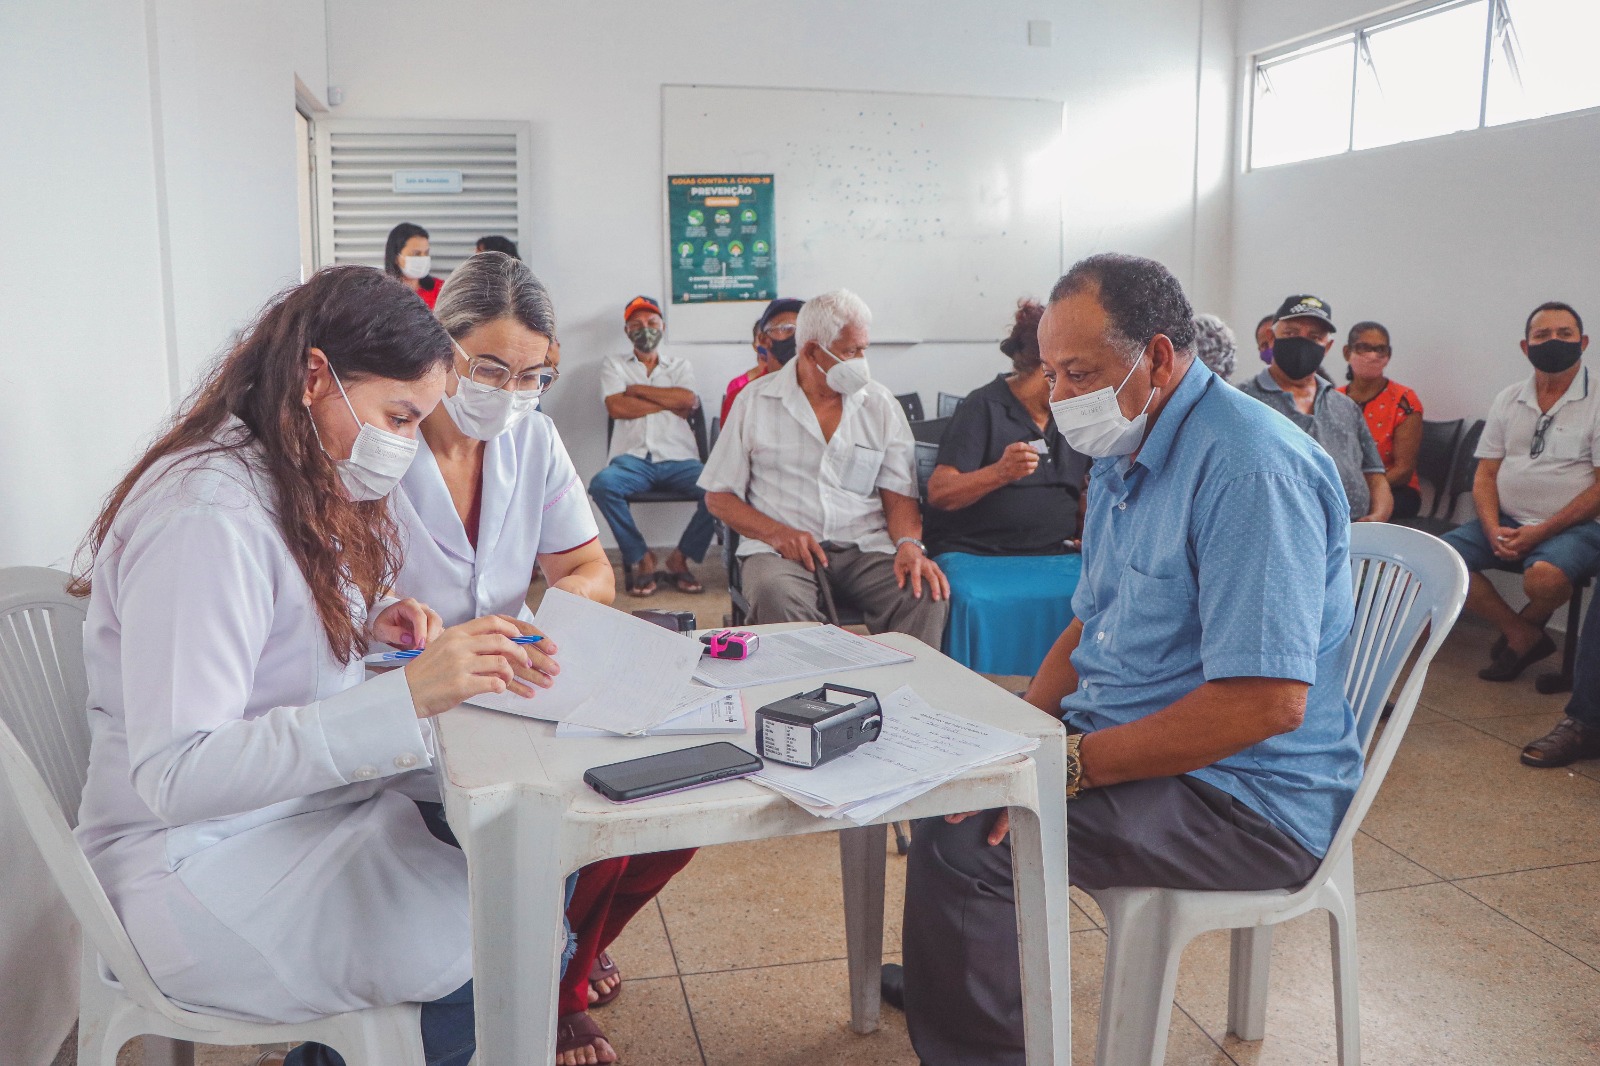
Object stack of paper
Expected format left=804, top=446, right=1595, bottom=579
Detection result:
left=751, top=685, right=1039, bottom=824
left=462, top=589, right=704, bottom=734
left=555, top=687, right=745, bottom=738
left=692, top=625, right=913, bottom=688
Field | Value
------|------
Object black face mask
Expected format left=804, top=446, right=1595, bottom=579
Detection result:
left=1528, top=338, right=1583, bottom=374
left=1271, top=335, right=1327, bottom=380
left=769, top=335, right=797, bottom=365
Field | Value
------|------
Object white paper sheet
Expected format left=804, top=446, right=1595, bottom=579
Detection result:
left=751, top=684, right=1038, bottom=823
left=463, top=589, right=704, bottom=733
left=691, top=625, right=913, bottom=688
left=555, top=688, right=745, bottom=737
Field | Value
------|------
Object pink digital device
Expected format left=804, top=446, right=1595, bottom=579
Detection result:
left=700, top=630, right=760, bottom=660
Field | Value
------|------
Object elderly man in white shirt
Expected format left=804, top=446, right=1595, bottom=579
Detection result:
left=700, top=289, right=949, bottom=647
left=589, top=295, right=716, bottom=596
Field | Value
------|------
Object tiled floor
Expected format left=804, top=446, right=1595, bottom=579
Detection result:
left=80, top=558, right=1600, bottom=1065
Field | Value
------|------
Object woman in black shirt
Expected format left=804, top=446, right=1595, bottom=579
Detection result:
left=925, top=300, right=1085, bottom=556
left=923, top=300, right=1087, bottom=675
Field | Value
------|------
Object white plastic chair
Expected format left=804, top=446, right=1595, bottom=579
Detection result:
left=0, top=566, right=426, bottom=1066
left=1084, top=523, right=1468, bottom=1066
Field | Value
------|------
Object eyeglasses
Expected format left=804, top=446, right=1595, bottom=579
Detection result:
left=1350, top=343, right=1391, bottom=357
left=763, top=322, right=797, bottom=337
left=831, top=345, right=869, bottom=360
left=1531, top=413, right=1555, bottom=458
left=465, top=356, right=559, bottom=393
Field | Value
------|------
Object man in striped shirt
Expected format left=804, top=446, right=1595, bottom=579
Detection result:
left=700, top=289, right=949, bottom=648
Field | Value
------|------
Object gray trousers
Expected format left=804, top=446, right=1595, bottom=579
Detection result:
left=901, top=774, right=1319, bottom=1066
left=741, top=545, right=948, bottom=649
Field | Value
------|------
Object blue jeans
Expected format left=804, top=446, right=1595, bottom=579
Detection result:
left=1567, top=589, right=1600, bottom=731
left=588, top=454, right=716, bottom=567
left=284, top=805, right=579, bottom=1066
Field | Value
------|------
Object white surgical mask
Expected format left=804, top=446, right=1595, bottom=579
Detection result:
left=1049, top=353, right=1158, bottom=458
left=400, top=254, right=431, bottom=280
left=441, top=343, right=544, bottom=440
left=819, top=345, right=872, bottom=395
left=310, top=367, right=419, bottom=500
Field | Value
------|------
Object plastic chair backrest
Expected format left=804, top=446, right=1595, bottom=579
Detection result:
left=1414, top=419, right=1463, bottom=519
left=1318, top=525, right=1466, bottom=883
left=1442, top=419, right=1485, bottom=513
left=915, top=442, right=939, bottom=499
left=0, top=567, right=206, bottom=1029
left=937, top=392, right=963, bottom=419
left=896, top=393, right=924, bottom=423
left=910, top=417, right=951, bottom=446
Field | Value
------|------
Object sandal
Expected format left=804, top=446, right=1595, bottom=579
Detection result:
left=556, top=1012, right=615, bottom=1063
left=627, top=571, right=658, bottom=597
left=1521, top=717, right=1600, bottom=767
left=589, top=950, right=622, bottom=1007
left=666, top=568, right=704, bottom=594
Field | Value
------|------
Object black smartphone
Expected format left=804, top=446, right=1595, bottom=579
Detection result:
left=584, top=742, right=763, bottom=803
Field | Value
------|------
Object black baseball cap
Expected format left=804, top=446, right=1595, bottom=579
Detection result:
left=756, top=297, right=804, bottom=331
left=1274, top=294, right=1336, bottom=331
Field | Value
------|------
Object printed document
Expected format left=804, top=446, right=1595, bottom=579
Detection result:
left=751, top=685, right=1038, bottom=823
left=556, top=687, right=745, bottom=737
left=692, top=625, right=912, bottom=688
left=464, top=588, right=703, bottom=733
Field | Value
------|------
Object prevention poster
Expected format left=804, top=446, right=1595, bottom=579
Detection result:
left=668, top=174, right=775, bottom=304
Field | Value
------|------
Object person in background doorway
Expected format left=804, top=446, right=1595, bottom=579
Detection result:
left=1256, top=314, right=1276, bottom=362
left=475, top=235, right=520, bottom=260
left=588, top=296, right=714, bottom=596
left=1442, top=302, right=1600, bottom=684
left=386, top=222, right=442, bottom=309
left=1192, top=313, right=1237, bottom=380
left=721, top=297, right=804, bottom=424
left=1239, top=294, right=1392, bottom=522
left=1340, top=321, right=1424, bottom=520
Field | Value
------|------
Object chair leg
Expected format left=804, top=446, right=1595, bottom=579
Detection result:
left=1226, top=926, right=1273, bottom=1041
left=1095, top=892, right=1185, bottom=1066
left=838, top=823, right=888, bottom=1035
left=892, top=821, right=911, bottom=855
left=1536, top=584, right=1586, bottom=694
left=1328, top=903, right=1362, bottom=1066
left=141, top=1036, right=196, bottom=1066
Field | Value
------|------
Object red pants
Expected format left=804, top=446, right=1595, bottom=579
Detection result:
left=558, top=849, right=696, bottom=1016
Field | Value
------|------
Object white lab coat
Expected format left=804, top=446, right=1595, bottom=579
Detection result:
left=74, top=426, right=471, bottom=1023
left=391, top=411, right=598, bottom=625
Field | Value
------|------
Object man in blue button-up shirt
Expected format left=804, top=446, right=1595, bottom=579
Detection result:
left=899, top=254, right=1364, bottom=1066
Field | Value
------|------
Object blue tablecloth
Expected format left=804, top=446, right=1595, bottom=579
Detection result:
left=936, top=552, right=1082, bottom=676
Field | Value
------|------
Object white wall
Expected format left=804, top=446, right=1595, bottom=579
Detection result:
left=325, top=0, right=1235, bottom=549
left=1, top=1, right=330, bottom=568
left=1230, top=1, right=1600, bottom=421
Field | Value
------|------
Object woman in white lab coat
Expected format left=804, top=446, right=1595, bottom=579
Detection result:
left=72, top=265, right=552, bottom=1066
left=391, top=251, right=694, bottom=1066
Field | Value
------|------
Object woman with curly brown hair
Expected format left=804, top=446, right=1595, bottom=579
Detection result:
left=70, top=265, right=552, bottom=1066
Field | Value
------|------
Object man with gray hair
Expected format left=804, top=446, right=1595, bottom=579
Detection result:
left=896, top=254, right=1363, bottom=1064
left=700, top=289, right=948, bottom=646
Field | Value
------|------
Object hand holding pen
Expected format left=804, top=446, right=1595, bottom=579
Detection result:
left=393, top=615, right=560, bottom=718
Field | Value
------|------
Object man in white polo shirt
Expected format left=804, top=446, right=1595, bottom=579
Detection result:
left=1443, top=301, right=1600, bottom=682
left=699, top=289, right=949, bottom=647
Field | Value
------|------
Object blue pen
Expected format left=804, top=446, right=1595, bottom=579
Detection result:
left=368, top=634, right=543, bottom=665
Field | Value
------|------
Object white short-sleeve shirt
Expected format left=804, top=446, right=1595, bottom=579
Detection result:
left=392, top=412, right=600, bottom=624
left=697, top=359, right=918, bottom=556
left=1476, top=365, right=1600, bottom=525
left=600, top=350, right=701, bottom=463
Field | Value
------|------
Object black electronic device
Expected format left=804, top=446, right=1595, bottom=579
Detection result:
left=583, top=742, right=763, bottom=803
left=755, top=684, right=883, bottom=769
left=631, top=608, right=698, bottom=634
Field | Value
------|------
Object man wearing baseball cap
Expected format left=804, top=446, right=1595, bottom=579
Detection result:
left=588, top=296, right=716, bottom=596
left=721, top=297, right=805, bottom=424
left=1238, top=294, right=1393, bottom=522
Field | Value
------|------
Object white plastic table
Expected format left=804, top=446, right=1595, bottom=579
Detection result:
left=436, top=626, right=1072, bottom=1065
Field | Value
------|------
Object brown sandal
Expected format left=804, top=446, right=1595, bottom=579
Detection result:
left=1521, top=717, right=1600, bottom=767
left=666, top=568, right=704, bottom=594
left=589, top=950, right=622, bottom=1007
left=556, top=1012, right=615, bottom=1062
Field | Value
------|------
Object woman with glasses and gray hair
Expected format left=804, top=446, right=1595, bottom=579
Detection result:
left=390, top=251, right=692, bottom=1066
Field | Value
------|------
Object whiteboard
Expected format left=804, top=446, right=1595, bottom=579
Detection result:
left=662, top=85, right=1064, bottom=343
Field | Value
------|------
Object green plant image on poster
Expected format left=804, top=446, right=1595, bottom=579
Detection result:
left=668, top=174, right=775, bottom=304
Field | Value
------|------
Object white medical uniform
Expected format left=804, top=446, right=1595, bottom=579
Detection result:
left=391, top=411, right=599, bottom=623
left=75, top=425, right=472, bottom=1023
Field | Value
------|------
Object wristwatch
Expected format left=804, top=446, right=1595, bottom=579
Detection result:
left=1065, top=734, right=1087, bottom=799
left=894, top=536, right=925, bottom=553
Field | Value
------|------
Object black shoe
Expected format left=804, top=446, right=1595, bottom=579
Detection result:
left=1478, top=633, right=1557, bottom=682
left=1522, top=717, right=1600, bottom=767
left=881, top=962, right=905, bottom=1012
